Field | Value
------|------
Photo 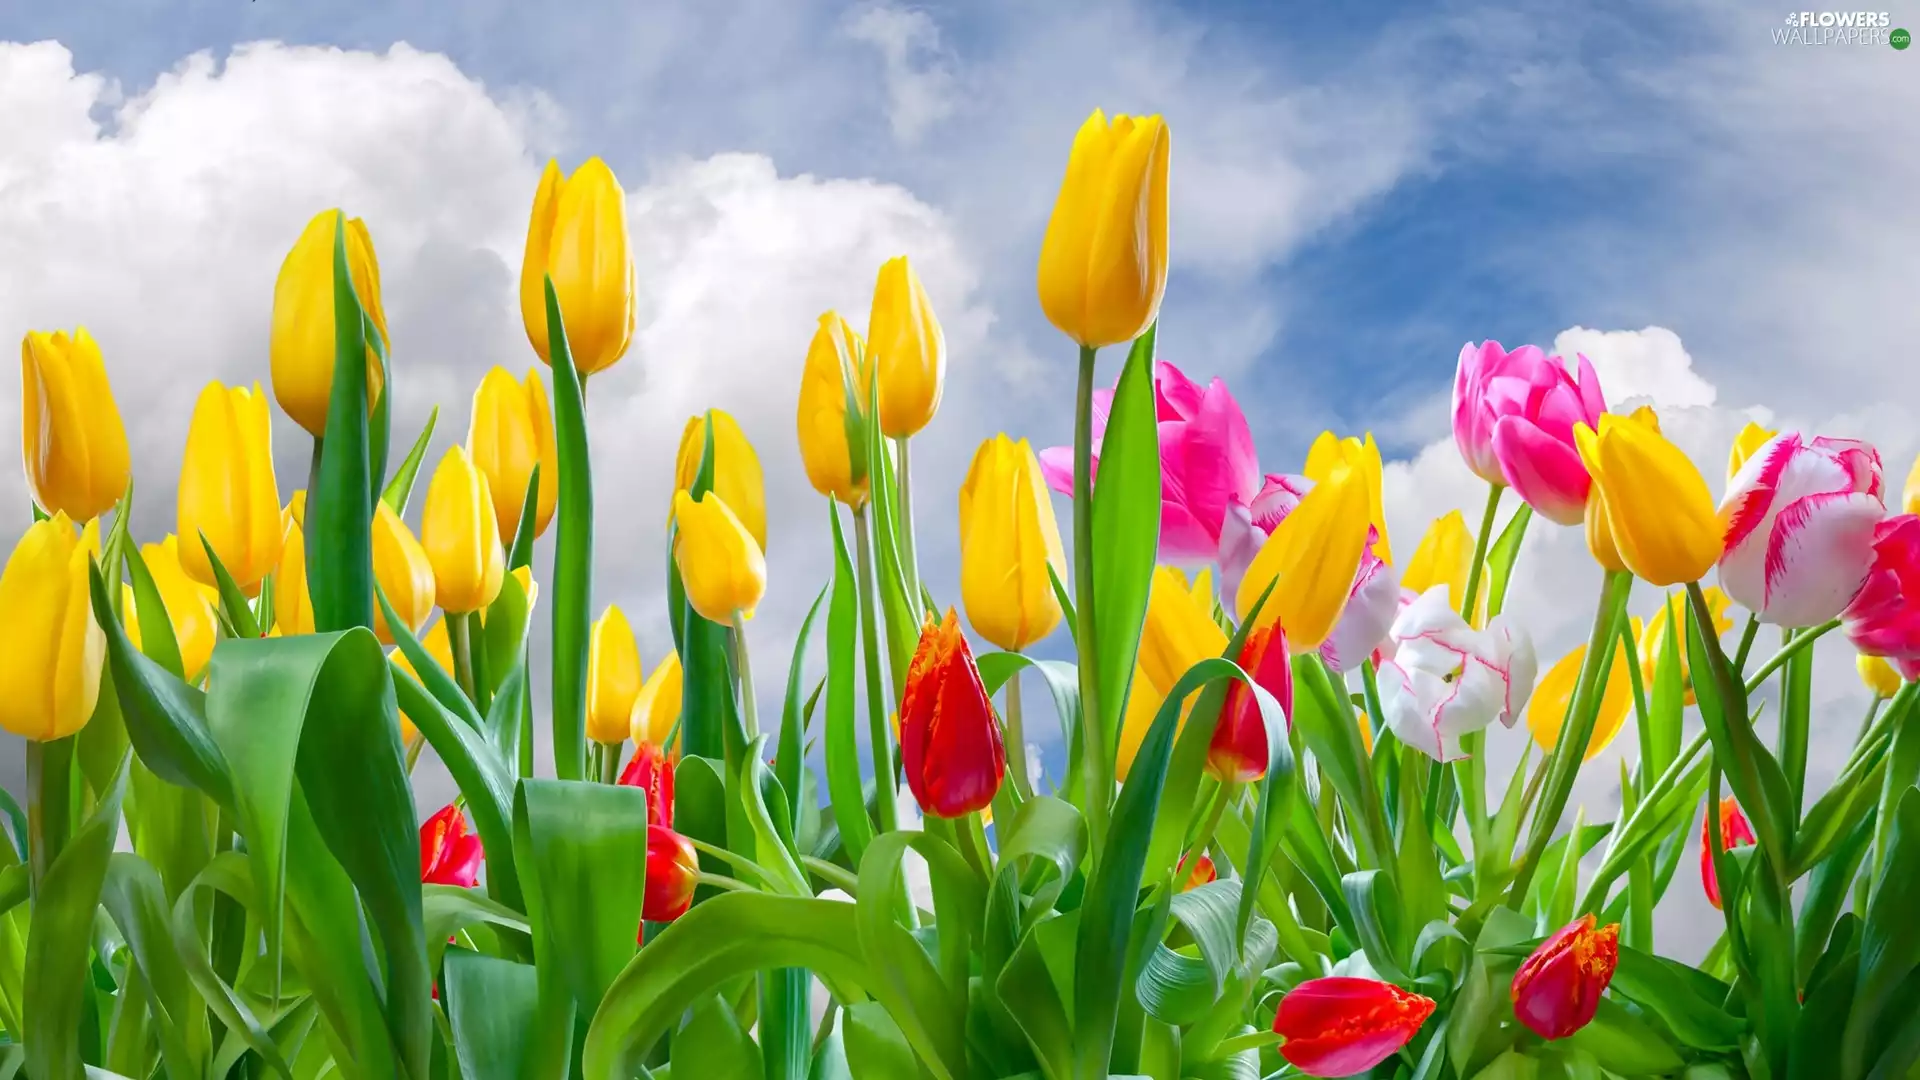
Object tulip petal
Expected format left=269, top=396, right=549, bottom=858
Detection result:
left=1492, top=415, right=1592, bottom=526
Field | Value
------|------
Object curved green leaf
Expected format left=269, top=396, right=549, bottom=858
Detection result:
left=1088, top=325, right=1161, bottom=773
left=98, top=854, right=204, bottom=1079
left=855, top=830, right=983, bottom=1079
left=25, top=755, right=128, bottom=1080
left=308, top=215, right=375, bottom=634
left=379, top=404, right=438, bottom=515
left=824, top=503, right=873, bottom=862
left=545, top=274, right=593, bottom=782
left=445, top=950, right=540, bottom=1080
left=87, top=564, right=229, bottom=802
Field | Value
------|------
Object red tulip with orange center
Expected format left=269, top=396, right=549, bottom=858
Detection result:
left=644, top=824, right=700, bottom=923
left=619, top=740, right=676, bottom=829
left=420, top=803, right=482, bottom=888
left=1274, top=977, right=1436, bottom=1077
left=1178, top=853, right=1216, bottom=891
left=1511, top=914, right=1620, bottom=1039
left=1208, top=621, right=1293, bottom=783
left=900, top=609, right=1007, bottom=818
left=1701, top=796, right=1757, bottom=909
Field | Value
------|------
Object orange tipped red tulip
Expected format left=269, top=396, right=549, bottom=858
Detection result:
left=420, top=804, right=482, bottom=888
left=1178, top=853, right=1216, bottom=892
left=1274, top=977, right=1435, bottom=1078
left=1702, top=796, right=1756, bottom=909
left=1511, top=914, right=1620, bottom=1040
left=899, top=609, right=1006, bottom=818
left=1208, top=622, right=1292, bottom=783
left=643, top=824, right=699, bottom=922
left=619, top=740, right=675, bottom=830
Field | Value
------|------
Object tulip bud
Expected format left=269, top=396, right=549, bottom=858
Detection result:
left=1511, top=914, right=1620, bottom=1040
left=129, top=536, right=222, bottom=682
left=618, top=740, right=675, bottom=829
left=630, top=652, right=684, bottom=748
left=468, top=366, right=559, bottom=541
left=867, top=256, right=945, bottom=438
left=795, top=312, right=872, bottom=508
left=371, top=503, right=435, bottom=645
left=270, top=210, right=389, bottom=438
left=900, top=609, right=1006, bottom=817
left=1701, top=796, right=1757, bottom=909
left=1859, top=653, right=1903, bottom=698
left=1727, top=421, right=1777, bottom=483
left=0, top=514, right=104, bottom=741
left=1273, top=977, right=1435, bottom=1078
left=276, top=515, right=316, bottom=636
left=1178, top=853, right=1216, bottom=891
left=671, top=491, right=766, bottom=624
left=1574, top=411, right=1720, bottom=586
left=1236, top=459, right=1372, bottom=651
left=959, top=435, right=1066, bottom=652
left=1208, top=622, right=1292, bottom=783
left=177, top=382, right=283, bottom=596
left=421, top=447, right=506, bottom=614
left=520, top=158, right=634, bottom=375
left=1036, top=110, right=1170, bottom=349
left=420, top=803, right=482, bottom=888
left=643, top=824, right=699, bottom=922
left=21, top=328, right=131, bottom=522
left=1305, top=431, right=1391, bottom=565
left=1527, top=639, right=1635, bottom=762
left=675, top=410, right=766, bottom=551
left=1401, top=511, right=1474, bottom=612
left=587, top=605, right=643, bottom=745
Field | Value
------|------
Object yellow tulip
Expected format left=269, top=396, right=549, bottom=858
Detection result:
left=1355, top=705, right=1374, bottom=756
left=468, top=366, right=559, bottom=541
left=420, top=447, right=506, bottom=614
left=177, top=382, right=283, bottom=596
left=1903, top=453, right=1920, bottom=516
left=1574, top=411, right=1719, bottom=586
left=372, top=503, right=435, bottom=645
left=796, top=312, right=872, bottom=508
left=1402, top=511, right=1473, bottom=608
left=587, top=605, right=643, bottom=745
left=1235, top=460, right=1372, bottom=651
left=1117, top=568, right=1226, bottom=779
left=675, top=410, right=767, bottom=551
left=1859, top=653, right=1902, bottom=698
left=867, top=256, right=945, bottom=438
left=520, top=157, right=635, bottom=375
left=958, top=435, right=1066, bottom=652
left=671, top=491, right=766, bottom=624
left=1727, top=421, right=1777, bottom=483
left=21, top=328, right=131, bottom=521
left=630, top=652, right=684, bottom=748
left=128, top=536, right=221, bottom=681
left=287, top=490, right=308, bottom=530
left=270, top=210, right=389, bottom=438
left=1640, top=589, right=1733, bottom=706
left=0, top=513, right=104, bottom=741
left=275, top=518, right=315, bottom=636
left=1528, top=639, right=1635, bottom=761
left=1304, top=431, right=1391, bottom=564
left=1036, top=110, right=1170, bottom=349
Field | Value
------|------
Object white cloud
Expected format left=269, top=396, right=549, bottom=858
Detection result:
left=1552, top=326, right=1716, bottom=410
left=842, top=1, right=956, bottom=145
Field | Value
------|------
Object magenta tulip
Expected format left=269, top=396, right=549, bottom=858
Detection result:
left=1452, top=341, right=1607, bottom=525
left=1843, top=514, right=1920, bottom=682
left=1719, top=433, right=1885, bottom=627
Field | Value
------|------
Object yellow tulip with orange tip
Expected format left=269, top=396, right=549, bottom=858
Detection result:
left=1036, top=110, right=1170, bottom=350
left=21, top=327, right=131, bottom=522
left=520, top=157, right=635, bottom=376
left=370, top=503, right=435, bottom=646
left=1117, top=567, right=1226, bottom=780
left=177, top=381, right=283, bottom=596
left=630, top=652, right=684, bottom=750
left=1304, top=431, right=1391, bottom=564
left=1574, top=408, right=1719, bottom=587
left=1727, top=421, right=1777, bottom=482
left=126, top=535, right=221, bottom=682
left=468, top=366, right=559, bottom=541
left=0, top=513, right=104, bottom=741
left=672, top=491, right=766, bottom=625
left=796, top=312, right=872, bottom=508
left=867, top=255, right=945, bottom=438
left=1528, top=639, right=1636, bottom=762
left=675, top=411, right=767, bottom=552
left=587, top=605, right=643, bottom=745
left=959, top=434, right=1066, bottom=654
left=1235, top=458, right=1373, bottom=652
left=270, top=209, right=389, bottom=437
left=420, top=447, right=506, bottom=615
left=1402, top=510, right=1474, bottom=611
left=1640, top=588, right=1734, bottom=706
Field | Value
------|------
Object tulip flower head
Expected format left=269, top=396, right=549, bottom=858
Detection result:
left=1208, top=621, right=1292, bottom=783
left=1036, top=109, right=1170, bottom=349
left=1701, top=796, right=1757, bottom=909
left=1717, top=433, right=1885, bottom=627
left=275, top=516, right=316, bottom=637
left=420, top=803, right=483, bottom=888
left=0, top=514, right=105, bottom=741
left=1511, top=914, right=1620, bottom=1040
left=643, top=824, right=699, bottom=922
left=675, top=410, right=767, bottom=552
left=520, top=157, right=635, bottom=375
left=960, top=434, right=1066, bottom=653
left=371, top=503, right=435, bottom=646
left=1453, top=342, right=1607, bottom=526
left=421, top=446, right=506, bottom=615
left=177, top=381, right=283, bottom=596
left=671, top=491, right=766, bottom=625
left=1234, top=460, right=1374, bottom=654
left=1841, top=514, right=1920, bottom=682
left=130, top=535, right=222, bottom=682
left=468, top=366, right=559, bottom=541
left=1273, top=977, right=1436, bottom=1078
left=619, top=740, right=675, bottom=829
left=1119, top=567, right=1227, bottom=779
left=899, top=610, right=1006, bottom=818
left=796, top=312, right=873, bottom=507
left=270, top=210, right=389, bottom=437
left=21, top=328, right=131, bottom=522
left=1575, top=411, right=1721, bottom=586
left=1402, top=511, right=1476, bottom=613
left=1375, top=586, right=1537, bottom=762
left=1527, top=637, right=1635, bottom=762
left=1859, top=653, right=1903, bottom=698
left=867, top=256, right=945, bottom=438
left=1178, top=854, right=1216, bottom=891
left=1305, top=431, right=1392, bottom=564
left=586, top=605, right=643, bottom=745
left=630, top=652, right=684, bottom=749
left=1727, top=421, right=1778, bottom=482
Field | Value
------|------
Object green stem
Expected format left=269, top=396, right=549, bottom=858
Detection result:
left=1732, top=613, right=1761, bottom=674
left=1460, top=482, right=1504, bottom=623
left=731, top=612, right=759, bottom=739
left=467, top=610, right=492, bottom=718
left=447, top=611, right=477, bottom=705
left=517, top=647, right=535, bottom=778
left=25, top=737, right=75, bottom=898
left=588, top=741, right=603, bottom=785
left=1004, top=667, right=1031, bottom=797
left=851, top=508, right=899, bottom=835
left=1623, top=614, right=1655, bottom=785
left=893, top=436, right=923, bottom=616
left=404, top=734, right=425, bottom=775
left=1870, top=682, right=1920, bottom=882
left=1072, top=344, right=1111, bottom=858
left=1778, top=627, right=1812, bottom=814
left=1176, top=782, right=1231, bottom=888
left=306, top=435, right=324, bottom=510
left=1742, top=618, right=1840, bottom=693
left=1452, top=482, right=1505, bottom=841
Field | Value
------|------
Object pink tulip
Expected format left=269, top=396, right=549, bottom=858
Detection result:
left=1843, top=514, right=1920, bottom=681
left=1718, top=433, right=1885, bottom=627
left=1452, top=341, right=1607, bottom=525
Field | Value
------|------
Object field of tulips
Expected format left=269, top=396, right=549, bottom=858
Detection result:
left=4, top=106, right=1920, bottom=1080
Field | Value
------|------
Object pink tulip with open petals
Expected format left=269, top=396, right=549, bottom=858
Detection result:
left=1718, top=433, right=1885, bottom=627
left=1843, top=514, right=1920, bottom=681
left=1453, top=341, right=1607, bottom=525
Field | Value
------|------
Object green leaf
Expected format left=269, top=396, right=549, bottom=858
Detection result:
left=382, top=584, right=486, bottom=732
left=1482, top=503, right=1532, bottom=621
left=308, top=214, right=375, bottom=634
left=507, top=465, right=542, bottom=571
left=391, top=666, right=522, bottom=908
left=122, top=542, right=185, bottom=680
left=855, top=830, right=981, bottom=1078
left=25, top=754, right=128, bottom=1080
left=379, top=404, right=439, bottom=515
left=670, top=419, right=738, bottom=764
left=1135, top=881, right=1274, bottom=1026
left=1607, top=945, right=1742, bottom=1050
left=779, top=587, right=830, bottom=837
left=734, top=737, right=810, bottom=897
left=445, top=949, right=541, bottom=1080
left=1087, top=324, right=1162, bottom=774
left=97, top=854, right=204, bottom=1080
left=841, top=1001, right=919, bottom=1080
left=994, top=915, right=1075, bottom=1080
left=675, top=993, right=763, bottom=1079
left=823, top=504, right=874, bottom=863
left=546, top=274, right=594, bottom=782
left=1686, top=584, right=1794, bottom=888
left=1842, top=786, right=1920, bottom=1076
left=196, top=536, right=262, bottom=640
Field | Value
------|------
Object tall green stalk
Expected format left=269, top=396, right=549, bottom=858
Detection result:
left=1073, top=344, right=1111, bottom=856
left=731, top=612, right=759, bottom=739
left=1453, top=482, right=1504, bottom=839
left=852, top=508, right=899, bottom=834
left=893, top=436, right=923, bottom=613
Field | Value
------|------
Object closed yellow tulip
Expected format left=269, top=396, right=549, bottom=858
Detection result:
left=177, top=382, right=283, bottom=596
left=867, top=256, right=945, bottom=438
left=1639, top=588, right=1733, bottom=706
left=675, top=410, right=766, bottom=551
left=1574, top=410, right=1719, bottom=586
left=21, top=328, right=131, bottom=522
left=270, top=210, right=389, bottom=438
left=0, top=513, right=104, bottom=741
left=469, top=366, right=559, bottom=541
left=958, top=435, right=1065, bottom=652
left=1727, top=421, right=1777, bottom=483
left=1859, top=653, right=1902, bottom=698
left=520, top=157, right=635, bottom=375
left=1305, top=431, right=1391, bottom=564
left=587, top=605, right=643, bottom=745
left=1402, top=511, right=1474, bottom=611
left=372, top=503, right=435, bottom=645
left=796, top=312, right=873, bottom=507
left=672, top=491, right=766, bottom=624
left=1236, top=460, right=1372, bottom=652
left=275, top=517, right=315, bottom=636
left=1903, top=453, right=1919, bottom=516
left=1527, top=639, right=1635, bottom=761
left=1116, top=567, right=1225, bottom=779
left=128, top=536, right=221, bottom=681
left=420, top=447, right=506, bottom=614
left=1036, top=110, right=1170, bottom=349
left=630, top=652, right=684, bottom=748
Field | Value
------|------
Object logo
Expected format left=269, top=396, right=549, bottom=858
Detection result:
left=1774, top=11, right=1898, bottom=43
left=1895, top=27, right=1912, bottom=48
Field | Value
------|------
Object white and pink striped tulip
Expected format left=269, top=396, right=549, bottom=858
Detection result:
left=1376, top=586, right=1537, bottom=762
left=1717, top=433, right=1885, bottom=627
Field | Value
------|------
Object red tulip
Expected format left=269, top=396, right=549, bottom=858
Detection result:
left=1274, top=977, right=1436, bottom=1077
left=1701, top=796, right=1757, bottom=909
left=643, top=823, right=699, bottom=923
left=1178, top=853, right=1216, bottom=891
left=1209, top=621, right=1292, bottom=783
left=618, top=740, right=676, bottom=829
left=420, top=803, right=482, bottom=888
left=1511, top=914, right=1620, bottom=1039
left=899, top=609, right=1006, bottom=818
